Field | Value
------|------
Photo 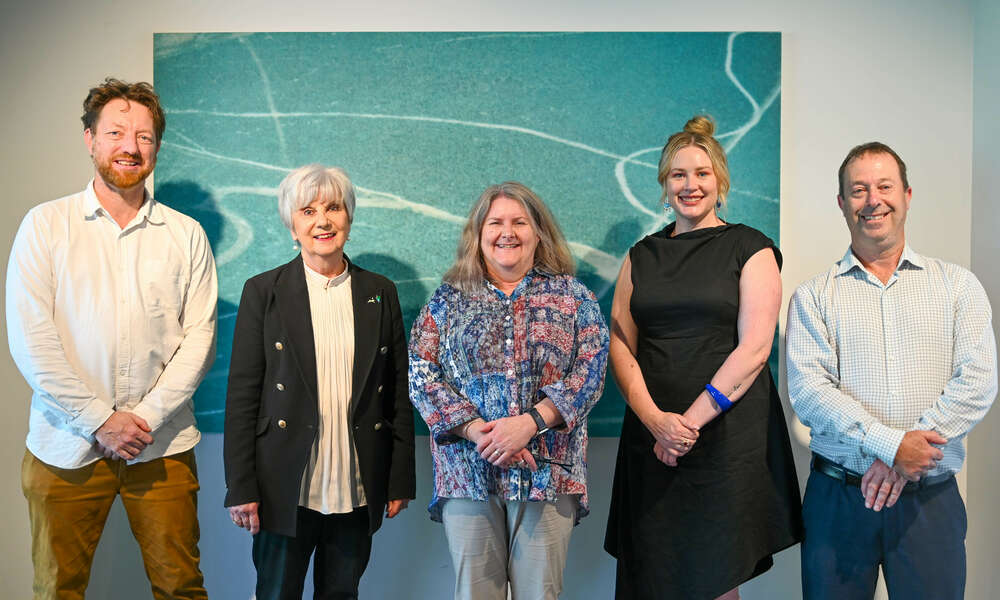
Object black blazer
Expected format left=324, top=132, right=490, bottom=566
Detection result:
left=223, top=256, right=415, bottom=537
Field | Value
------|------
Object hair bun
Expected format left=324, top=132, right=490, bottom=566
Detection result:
left=683, top=115, right=715, bottom=137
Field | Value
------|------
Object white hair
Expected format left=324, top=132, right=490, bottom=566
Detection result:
left=277, top=164, right=356, bottom=231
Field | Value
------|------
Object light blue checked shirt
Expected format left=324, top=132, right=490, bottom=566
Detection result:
left=786, top=245, right=997, bottom=476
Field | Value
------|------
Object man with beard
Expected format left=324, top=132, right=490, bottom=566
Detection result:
left=6, top=78, right=216, bottom=599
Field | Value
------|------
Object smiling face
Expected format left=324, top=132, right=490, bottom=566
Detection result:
left=665, top=145, right=723, bottom=232
left=292, top=194, right=351, bottom=276
left=838, top=151, right=911, bottom=253
left=479, top=195, right=539, bottom=286
left=85, top=97, right=158, bottom=193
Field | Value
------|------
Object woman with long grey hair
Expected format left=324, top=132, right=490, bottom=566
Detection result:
left=409, top=181, right=609, bottom=600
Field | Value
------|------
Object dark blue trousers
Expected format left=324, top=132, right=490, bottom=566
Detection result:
left=801, top=469, right=966, bottom=600
left=253, top=506, right=372, bottom=600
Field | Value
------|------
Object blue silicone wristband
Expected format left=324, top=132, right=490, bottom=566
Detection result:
left=705, top=383, right=733, bottom=412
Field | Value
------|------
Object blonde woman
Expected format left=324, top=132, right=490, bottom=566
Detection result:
left=604, top=117, right=802, bottom=599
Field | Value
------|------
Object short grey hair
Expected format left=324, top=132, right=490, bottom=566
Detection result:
left=277, top=164, right=356, bottom=231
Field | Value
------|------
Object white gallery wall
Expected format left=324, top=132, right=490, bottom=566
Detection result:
left=1, top=1, right=997, bottom=598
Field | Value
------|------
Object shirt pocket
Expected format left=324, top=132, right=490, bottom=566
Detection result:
left=140, top=259, right=186, bottom=317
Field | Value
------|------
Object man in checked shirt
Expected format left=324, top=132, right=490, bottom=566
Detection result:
left=786, top=141, right=997, bottom=600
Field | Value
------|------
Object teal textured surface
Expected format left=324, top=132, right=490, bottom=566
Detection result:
left=152, top=32, right=781, bottom=435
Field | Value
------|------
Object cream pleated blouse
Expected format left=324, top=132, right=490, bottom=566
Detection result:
left=298, top=259, right=366, bottom=513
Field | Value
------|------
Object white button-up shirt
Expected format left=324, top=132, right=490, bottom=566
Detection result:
left=786, top=245, right=997, bottom=476
left=6, top=181, right=218, bottom=469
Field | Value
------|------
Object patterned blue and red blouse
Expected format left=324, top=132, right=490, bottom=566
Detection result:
left=408, top=270, right=609, bottom=522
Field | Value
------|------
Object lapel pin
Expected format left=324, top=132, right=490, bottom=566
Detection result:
left=367, top=296, right=376, bottom=303
left=376, top=294, right=381, bottom=303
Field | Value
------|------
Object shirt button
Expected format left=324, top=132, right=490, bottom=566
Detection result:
left=380, top=346, right=388, bottom=354
left=276, top=383, right=285, bottom=391
left=377, top=384, right=384, bottom=393
left=277, top=419, right=287, bottom=429
left=275, top=342, right=284, bottom=351
left=506, top=339, right=512, bottom=346
left=374, top=422, right=383, bottom=431
left=507, top=368, right=514, bottom=376
left=505, top=315, right=511, bottom=321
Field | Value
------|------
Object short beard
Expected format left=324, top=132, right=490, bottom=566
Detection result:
left=94, top=153, right=154, bottom=191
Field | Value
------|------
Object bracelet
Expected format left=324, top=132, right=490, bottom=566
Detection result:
left=704, top=384, right=733, bottom=412
left=460, top=419, right=482, bottom=439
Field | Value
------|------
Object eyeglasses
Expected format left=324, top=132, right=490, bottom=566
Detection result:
left=527, top=454, right=572, bottom=472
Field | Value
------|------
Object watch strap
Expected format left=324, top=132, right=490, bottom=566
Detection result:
left=528, top=407, right=549, bottom=435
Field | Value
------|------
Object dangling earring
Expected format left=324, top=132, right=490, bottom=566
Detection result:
left=663, top=202, right=674, bottom=219
left=293, top=239, right=300, bottom=251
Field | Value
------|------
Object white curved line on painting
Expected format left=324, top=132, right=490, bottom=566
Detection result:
left=567, top=242, right=620, bottom=290
left=170, top=130, right=210, bottom=153
left=715, top=32, right=781, bottom=153
left=167, top=108, right=659, bottom=168
left=208, top=185, right=280, bottom=266
left=614, top=146, right=665, bottom=225
left=237, top=35, right=290, bottom=165
left=355, top=186, right=466, bottom=224
left=163, top=141, right=292, bottom=173
left=616, top=32, right=780, bottom=232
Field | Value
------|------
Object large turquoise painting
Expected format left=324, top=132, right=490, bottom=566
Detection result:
left=153, top=32, right=781, bottom=434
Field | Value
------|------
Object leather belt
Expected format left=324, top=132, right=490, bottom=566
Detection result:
left=811, top=453, right=953, bottom=494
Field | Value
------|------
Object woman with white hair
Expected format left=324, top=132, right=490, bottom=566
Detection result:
left=224, top=164, right=415, bottom=599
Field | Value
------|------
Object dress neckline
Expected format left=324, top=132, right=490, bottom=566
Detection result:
left=659, top=221, right=732, bottom=240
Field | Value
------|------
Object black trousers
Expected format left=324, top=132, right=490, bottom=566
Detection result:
left=253, top=506, right=372, bottom=600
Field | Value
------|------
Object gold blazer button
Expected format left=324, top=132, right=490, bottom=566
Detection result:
left=278, top=419, right=287, bottom=429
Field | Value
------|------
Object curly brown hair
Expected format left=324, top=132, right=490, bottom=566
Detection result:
left=81, top=77, right=166, bottom=142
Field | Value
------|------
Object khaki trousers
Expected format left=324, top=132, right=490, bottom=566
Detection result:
left=21, top=449, right=207, bottom=600
left=442, top=495, right=577, bottom=600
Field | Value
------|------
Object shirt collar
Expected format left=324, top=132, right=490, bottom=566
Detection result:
left=836, top=243, right=926, bottom=277
left=303, top=257, right=351, bottom=289
left=82, top=179, right=161, bottom=225
left=485, top=268, right=548, bottom=300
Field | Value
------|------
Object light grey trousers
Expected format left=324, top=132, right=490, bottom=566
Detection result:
left=442, top=495, right=577, bottom=600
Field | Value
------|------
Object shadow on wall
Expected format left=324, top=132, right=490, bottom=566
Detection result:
left=353, top=252, right=431, bottom=436
left=156, top=180, right=237, bottom=433
left=352, top=252, right=431, bottom=331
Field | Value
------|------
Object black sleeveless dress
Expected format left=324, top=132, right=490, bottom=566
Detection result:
left=604, top=223, right=803, bottom=600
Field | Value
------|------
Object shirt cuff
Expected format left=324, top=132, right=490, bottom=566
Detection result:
left=72, top=402, right=115, bottom=439
left=538, top=384, right=575, bottom=433
left=130, top=402, right=164, bottom=434
left=432, top=405, right=482, bottom=445
left=862, top=422, right=906, bottom=467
